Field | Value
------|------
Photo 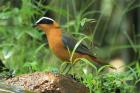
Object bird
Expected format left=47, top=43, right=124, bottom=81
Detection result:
left=33, top=17, right=110, bottom=73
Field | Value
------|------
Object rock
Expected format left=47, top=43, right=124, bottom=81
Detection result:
left=0, top=82, right=35, bottom=93
left=5, top=72, right=89, bottom=93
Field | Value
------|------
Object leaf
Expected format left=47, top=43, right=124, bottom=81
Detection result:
left=70, top=36, right=89, bottom=62
left=80, top=58, right=97, bottom=73
left=35, top=43, right=46, bottom=55
left=81, top=18, right=96, bottom=27
left=98, top=65, right=116, bottom=73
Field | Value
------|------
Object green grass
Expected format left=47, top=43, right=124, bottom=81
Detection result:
left=0, top=0, right=140, bottom=93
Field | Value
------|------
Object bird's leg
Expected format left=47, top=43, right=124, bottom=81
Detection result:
left=62, top=63, right=69, bottom=73
left=61, top=62, right=73, bottom=74
left=63, top=59, right=80, bottom=74
left=64, top=64, right=73, bottom=74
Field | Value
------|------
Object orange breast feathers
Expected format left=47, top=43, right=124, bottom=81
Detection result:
left=46, top=28, right=71, bottom=61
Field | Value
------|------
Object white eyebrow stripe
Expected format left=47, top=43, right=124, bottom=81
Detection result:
left=35, top=17, right=54, bottom=24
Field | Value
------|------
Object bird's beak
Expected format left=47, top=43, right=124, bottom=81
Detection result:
left=32, top=24, right=37, bottom=28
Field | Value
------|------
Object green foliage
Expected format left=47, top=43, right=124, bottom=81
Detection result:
left=0, top=0, right=59, bottom=74
left=81, top=62, right=137, bottom=93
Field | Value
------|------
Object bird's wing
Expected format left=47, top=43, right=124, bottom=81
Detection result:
left=62, top=33, right=93, bottom=56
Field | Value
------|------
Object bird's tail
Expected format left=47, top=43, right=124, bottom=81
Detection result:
left=90, top=56, right=108, bottom=65
left=90, top=55, right=116, bottom=69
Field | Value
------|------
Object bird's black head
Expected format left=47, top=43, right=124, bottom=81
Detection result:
left=33, top=17, right=59, bottom=32
left=36, top=17, right=54, bottom=24
left=33, top=17, right=54, bottom=27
